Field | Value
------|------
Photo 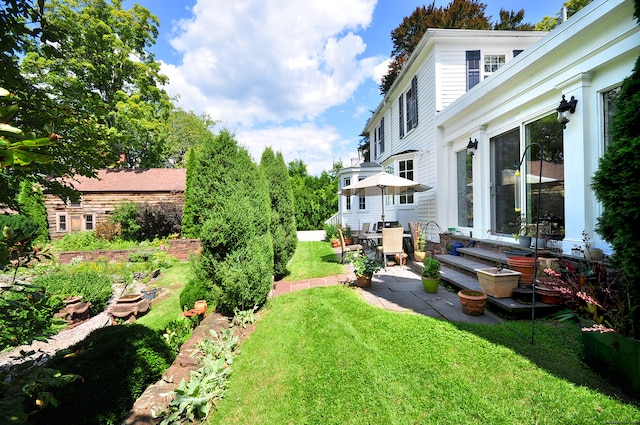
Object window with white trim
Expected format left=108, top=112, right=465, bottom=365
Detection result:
left=58, top=214, right=66, bottom=232
left=398, top=160, right=415, bottom=204
left=484, top=54, right=505, bottom=74
left=85, top=214, right=94, bottom=230
left=344, top=178, right=351, bottom=211
left=376, top=117, right=385, bottom=157
left=358, top=176, right=366, bottom=210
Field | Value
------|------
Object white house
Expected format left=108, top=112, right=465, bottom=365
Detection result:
left=436, top=0, right=639, bottom=254
left=340, top=0, right=639, bottom=255
left=339, top=27, right=545, bottom=232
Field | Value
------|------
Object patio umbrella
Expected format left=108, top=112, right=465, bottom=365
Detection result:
left=339, top=171, right=431, bottom=221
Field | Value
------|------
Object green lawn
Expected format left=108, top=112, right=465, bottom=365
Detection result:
left=209, top=286, right=640, bottom=424
left=281, top=241, right=346, bottom=281
left=136, top=262, right=194, bottom=330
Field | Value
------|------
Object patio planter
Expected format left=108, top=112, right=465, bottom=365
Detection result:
left=582, top=327, right=640, bottom=394
left=506, top=256, right=535, bottom=285
left=356, top=275, right=372, bottom=288
left=475, top=268, right=521, bottom=298
left=458, top=289, right=487, bottom=316
left=421, top=277, right=439, bottom=293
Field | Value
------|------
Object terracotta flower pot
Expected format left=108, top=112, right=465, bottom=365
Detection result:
left=458, top=289, right=487, bottom=316
left=356, top=275, right=372, bottom=288
left=507, top=256, right=535, bottom=285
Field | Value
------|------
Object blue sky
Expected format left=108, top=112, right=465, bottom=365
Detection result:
left=126, top=0, right=560, bottom=174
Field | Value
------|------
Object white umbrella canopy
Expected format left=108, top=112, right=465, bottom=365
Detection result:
left=339, top=172, right=431, bottom=221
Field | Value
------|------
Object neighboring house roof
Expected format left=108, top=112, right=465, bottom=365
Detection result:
left=67, top=168, right=186, bottom=193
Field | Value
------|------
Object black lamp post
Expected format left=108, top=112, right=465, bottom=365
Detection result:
left=514, top=142, right=544, bottom=344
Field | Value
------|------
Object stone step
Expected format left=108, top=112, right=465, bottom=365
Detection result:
left=433, top=251, right=560, bottom=316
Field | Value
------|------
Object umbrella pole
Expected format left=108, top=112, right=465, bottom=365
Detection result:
left=380, top=186, right=385, bottom=224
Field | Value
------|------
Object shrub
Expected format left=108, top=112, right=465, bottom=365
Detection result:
left=17, top=181, right=49, bottom=245
left=29, top=325, right=175, bottom=425
left=0, top=214, right=41, bottom=249
left=94, top=220, right=121, bottom=241
left=136, top=202, right=183, bottom=241
left=33, top=271, right=112, bottom=315
left=110, top=201, right=141, bottom=241
left=0, top=283, right=64, bottom=350
left=162, top=315, right=200, bottom=354
left=183, top=130, right=273, bottom=315
left=260, top=148, right=297, bottom=280
left=179, top=275, right=212, bottom=311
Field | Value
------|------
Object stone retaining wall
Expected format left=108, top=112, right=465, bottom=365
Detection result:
left=58, top=239, right=202, bottom=264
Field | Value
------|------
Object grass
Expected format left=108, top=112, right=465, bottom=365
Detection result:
left=281, top=241, right=346, bottom=282
left=209, top=286, right=640, bottom=424
left=136, top=262, right=194, bottom=330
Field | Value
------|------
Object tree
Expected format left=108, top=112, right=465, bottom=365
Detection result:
left=0, top=0, right=173, bottom=207
left=165, top=109, right=217, bottom=167
left=535, top=0, right=593, bottom=31
left=591, top=0, right=640, bottom=338
left=260, top=147, right=297, bottom=279
left=493, top=9, right=534, bottom=30
left=288, top=159, right=341, bottom=230
left=183, top=130, right=273, bottom=314
left=380, top=0, right=493, bottom=94
left=17, top=180, right=49, bottom=244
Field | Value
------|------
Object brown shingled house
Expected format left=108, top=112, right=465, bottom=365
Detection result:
left=44, top=168, right=186, bottom=240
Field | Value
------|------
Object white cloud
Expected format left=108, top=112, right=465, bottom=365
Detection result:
left=164, top=0, right=379, bottom=128
left=236, top=124, right=356, bottom=176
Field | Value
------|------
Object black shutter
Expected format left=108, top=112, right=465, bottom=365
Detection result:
left=411, top=75, right=418, bottom=128
left=398, top=94, right=404, bottom=139
left=380, top=117, right=385, bottom=154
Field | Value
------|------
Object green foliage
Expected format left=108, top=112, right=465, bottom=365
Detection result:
left=0, top=214, right=40, bottom=253
left=51, top=230, right=140, bottom=251
left=381, top=1, right=492, bottom=94
left=94, top=220, right=121, bottom=241
left=0, top=357, right=80, bottom=423
left=346, top=252, right=383, bottom=277
left=260, top=148, right=297, bottom=279
left=422, top=257, right=441, bottom=278
left=17, top=181, right=49, bottom=244
left=185, top=130, right=273, bottom=315
left=110, top=201, right=141, bottom=241
left=179, top=275, right=212, bottom=311
left=32, top=271, right=112, bottom=315
left=0, top=283, right=64, bottom=350
left=324, top=223, right=339, bottom=240
left=233, top=306, right=258, bottom=329
left=166, top=109, right=217, bottom=167
left=591, top=48, right=640, bottom=338
left=29, top=324, right=175, bottom=425
left=288, top=159, right=341, bottom=230
left=160, top=327, right=238, bottom=424
left=162, top=315, right=199, bottom=354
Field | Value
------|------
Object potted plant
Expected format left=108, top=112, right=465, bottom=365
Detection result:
left=324, top=224, right=340, bottom=248
left=347, top=252, right=384, bottom=288
left=421, top=257, right=440, bottom=293
left=342, top=226, right=353, bottom=245
left=511, top=214, right=534, bottom=248
left=457, top=289, right=487, bottom=316
left=414, top=231, right=427, bottom=262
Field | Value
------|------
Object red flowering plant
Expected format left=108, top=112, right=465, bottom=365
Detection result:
left=541, top=259, right=628, bottom=334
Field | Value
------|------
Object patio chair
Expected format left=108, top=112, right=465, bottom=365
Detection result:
left=338, top=227, right=363, bottom=263
left=353, top=222, right=371, bottom=245
left=376, top=227, right=405, bottom=268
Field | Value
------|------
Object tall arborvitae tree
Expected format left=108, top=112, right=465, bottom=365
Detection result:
left=591, top=0, right=640, bottom=338
left=181, top=145, right=205, bottom=238
left=17, top=181, right=49, bottom=244
left=260, top=147, right=298, bottom=279
left=184, top=130, right=273, bottom=314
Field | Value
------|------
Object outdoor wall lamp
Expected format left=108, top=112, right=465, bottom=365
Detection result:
left=466, top=138, right=478, bottom=156
left=556, top=94, right=578, bottom=129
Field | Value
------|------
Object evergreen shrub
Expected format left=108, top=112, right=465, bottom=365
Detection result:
left=33, top=271, right=112, bottom=315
